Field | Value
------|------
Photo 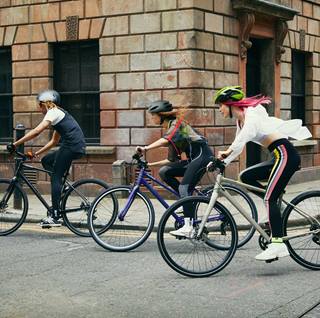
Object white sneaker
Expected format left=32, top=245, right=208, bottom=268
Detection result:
left=40, top=216, right=62, bottom=228
left=169, top=219, right=194, bottom=238
left=255, top=242, right=289, bottom=261
left=175, top=207, right=184, bottom=215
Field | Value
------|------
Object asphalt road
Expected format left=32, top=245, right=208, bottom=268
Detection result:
left=1, top=224, right=319, bottom=318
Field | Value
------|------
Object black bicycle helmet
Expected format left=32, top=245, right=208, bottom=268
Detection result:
left=37, top=89, right=61, bottom=106
left=148, top=100, right=173, bottom=113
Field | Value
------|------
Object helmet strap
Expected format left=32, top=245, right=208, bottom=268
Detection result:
left=229, top=106, right=233, bottom=119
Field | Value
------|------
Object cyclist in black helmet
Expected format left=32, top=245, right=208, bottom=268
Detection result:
left=8, top=89, right=86, bottom=228
left=136, top=100, right=213, bottom=237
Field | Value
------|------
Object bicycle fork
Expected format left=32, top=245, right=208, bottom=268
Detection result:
left=0, top=179, right=18, bottom=210
left=118, top=185, right=138, bottom=221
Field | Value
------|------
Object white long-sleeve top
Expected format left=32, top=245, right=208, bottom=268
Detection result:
left=224, top=104, right=312, bottom=166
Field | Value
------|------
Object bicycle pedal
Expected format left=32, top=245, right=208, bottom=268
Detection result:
left=41, top=225, right=52, bottom=229
left=176, top=236, right=186, bottom=240
left=265, top=257, right=278, bottom=263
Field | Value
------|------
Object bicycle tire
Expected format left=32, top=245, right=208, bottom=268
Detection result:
left=157, top=196, right=238, bottom=278
left=0, top=179, right=28, bottom=235
left=282, top=190, right=320, bottom=270
left=202, top=184, right=258, bottom=248
left=61, top=178, right=109, bottom=237
left=88, top=186, right=155, bottom=252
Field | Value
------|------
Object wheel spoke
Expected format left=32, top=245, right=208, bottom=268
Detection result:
left=88, top=186, right=155, bottom=251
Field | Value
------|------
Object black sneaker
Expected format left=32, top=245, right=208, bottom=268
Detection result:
left=40, top=216, right=62, bottom=228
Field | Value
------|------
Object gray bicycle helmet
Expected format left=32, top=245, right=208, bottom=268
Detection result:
left=148, top=100, right=173, bottom=113
left=37, top=89, right=61, bottom=106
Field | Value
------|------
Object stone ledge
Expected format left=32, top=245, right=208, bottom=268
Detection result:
left=85, top=146, right=115, bottom=155
left=291, top=140, right=318, bottom=147
left=290, top=166, right=320, bottom=184
left=232, top=0, right=299, bottom=20
left=0, top=145, right=115, bottom=155
left=0, top=145, right=7, bottom=154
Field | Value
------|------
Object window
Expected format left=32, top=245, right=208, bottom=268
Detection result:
left=54, top=41, right=100, bottom=144
left=291, top=50, right=306, bottom=124
left=0, top=47, right=13, bottom=143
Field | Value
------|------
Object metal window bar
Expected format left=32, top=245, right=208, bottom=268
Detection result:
left=291, top=51, right=306, bottom=124
left=0, top=47, right=13, bottom=143
left=53, top=40, right=100, bottom=144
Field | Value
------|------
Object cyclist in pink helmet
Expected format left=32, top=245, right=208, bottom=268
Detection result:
left=214, top=86, right=312, bottom=262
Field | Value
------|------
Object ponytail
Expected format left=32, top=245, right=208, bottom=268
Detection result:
left=224, top=95, right=272, bottom=108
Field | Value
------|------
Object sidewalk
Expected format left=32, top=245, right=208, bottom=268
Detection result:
left=21, top=179, right=320, bottom=226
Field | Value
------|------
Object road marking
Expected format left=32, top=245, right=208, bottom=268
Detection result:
left=54, top=240, right=85, bottom=251
left=19, top=224, right=77, bottom=235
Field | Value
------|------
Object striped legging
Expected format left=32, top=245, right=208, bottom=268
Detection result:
left=240, top=139, right=300, bottom=237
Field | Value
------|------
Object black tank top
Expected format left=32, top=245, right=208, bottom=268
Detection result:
left=52, top=110, right=86, bottom=154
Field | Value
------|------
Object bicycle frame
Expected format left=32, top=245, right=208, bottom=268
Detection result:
left=6, top=157, right=86, bottom=214
left=197, top=172, right=320, bottom=242
left=118, top=165, right=182, bottom=221
left=118, top=161, right=210, bottom=225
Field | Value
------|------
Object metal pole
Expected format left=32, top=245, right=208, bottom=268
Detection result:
left=14, top=124, right=25, bottom=209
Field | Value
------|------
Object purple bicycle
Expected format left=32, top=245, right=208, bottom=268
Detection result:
left=87, top=153, right=256, bottom=251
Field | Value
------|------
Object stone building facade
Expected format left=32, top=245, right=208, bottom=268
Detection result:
left=0, top=0, right=319, bottom=189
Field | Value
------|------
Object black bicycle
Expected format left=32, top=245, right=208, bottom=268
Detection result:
left=0, top=149, right=109, bottom=236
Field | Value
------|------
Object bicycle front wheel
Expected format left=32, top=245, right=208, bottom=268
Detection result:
left=88, top=186, right=155, bottom=252
left=203, top=184, right=258, bottom=248
left=0, top=179, right=28, bottom=235
left=283, top=190, right=320, bottom=270
left=157, top=196, right=238, bottom=278
left=61, top=178, right=109, bottom=237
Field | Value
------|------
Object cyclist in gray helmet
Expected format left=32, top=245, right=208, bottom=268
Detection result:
left=136, top=100, right=213, bottom=237
left=9, top=89, right=86, bottom=228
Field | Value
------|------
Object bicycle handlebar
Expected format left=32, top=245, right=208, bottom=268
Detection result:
left=132, top=152, right=148, bottom=169
left=207, top=157, right=225, bottom=173
left=7, top=148, right=32, bottom=161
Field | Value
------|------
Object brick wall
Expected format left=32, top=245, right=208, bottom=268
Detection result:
left=0, top=0, right=319, bottom=188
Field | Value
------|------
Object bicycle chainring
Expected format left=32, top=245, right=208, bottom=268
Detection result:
left=258, top=229, right=271, bottom=250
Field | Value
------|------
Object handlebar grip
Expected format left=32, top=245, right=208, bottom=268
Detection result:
left=6, top=143, right=16, bottom=154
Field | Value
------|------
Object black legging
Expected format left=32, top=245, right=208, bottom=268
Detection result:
left=159, top=142, right=213, bottom=217
left=239, top=159, right=275, bottom=199
left=159, top=160, right=189, bottom=193
left=41, top=148, right=83, bottom=212
left=240, top=139, right=300, bottom=237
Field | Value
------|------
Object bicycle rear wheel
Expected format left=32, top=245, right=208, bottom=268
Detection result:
left=202, top=184, right=257, bottom=248
left=61, top=178, right=109, bottom=237
left=0, top=179, right=28, bottom=235
left=157, top=196, right=238, bottom=278
left=283, top=190, right=320, bottom=270
left=88, top=186, right=155, bottom=252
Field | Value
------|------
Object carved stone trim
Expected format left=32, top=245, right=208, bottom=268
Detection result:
left=239, top=11, right=255, bottom=59
left=232, top=0, right=298, bottom=20
left=299, top=29, right=306, bottom=51
left=66, top=16, right=79, bottom=41
left=275, top=20, right=288, bottom=64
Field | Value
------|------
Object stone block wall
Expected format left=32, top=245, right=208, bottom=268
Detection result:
left=0, top=0, right=319, bottom=189
left=282, top=0, right=320, bottom=169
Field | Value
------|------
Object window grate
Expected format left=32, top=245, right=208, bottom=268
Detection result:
left=291, top=50, right=306, bottom=124
left=53, top=40, right=100, bottom=144
left=0, top=47, right=13, bottom=143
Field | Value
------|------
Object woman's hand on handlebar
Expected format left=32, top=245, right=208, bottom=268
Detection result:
left=206, top=157, right=225, bottom=173
left=26, top=151, right=37, bottom=160
left=6, top=143, right=16, bottom=154
left=135, top=146, right=146, bottom=153
left=217, top=150, right=230, bottom=160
